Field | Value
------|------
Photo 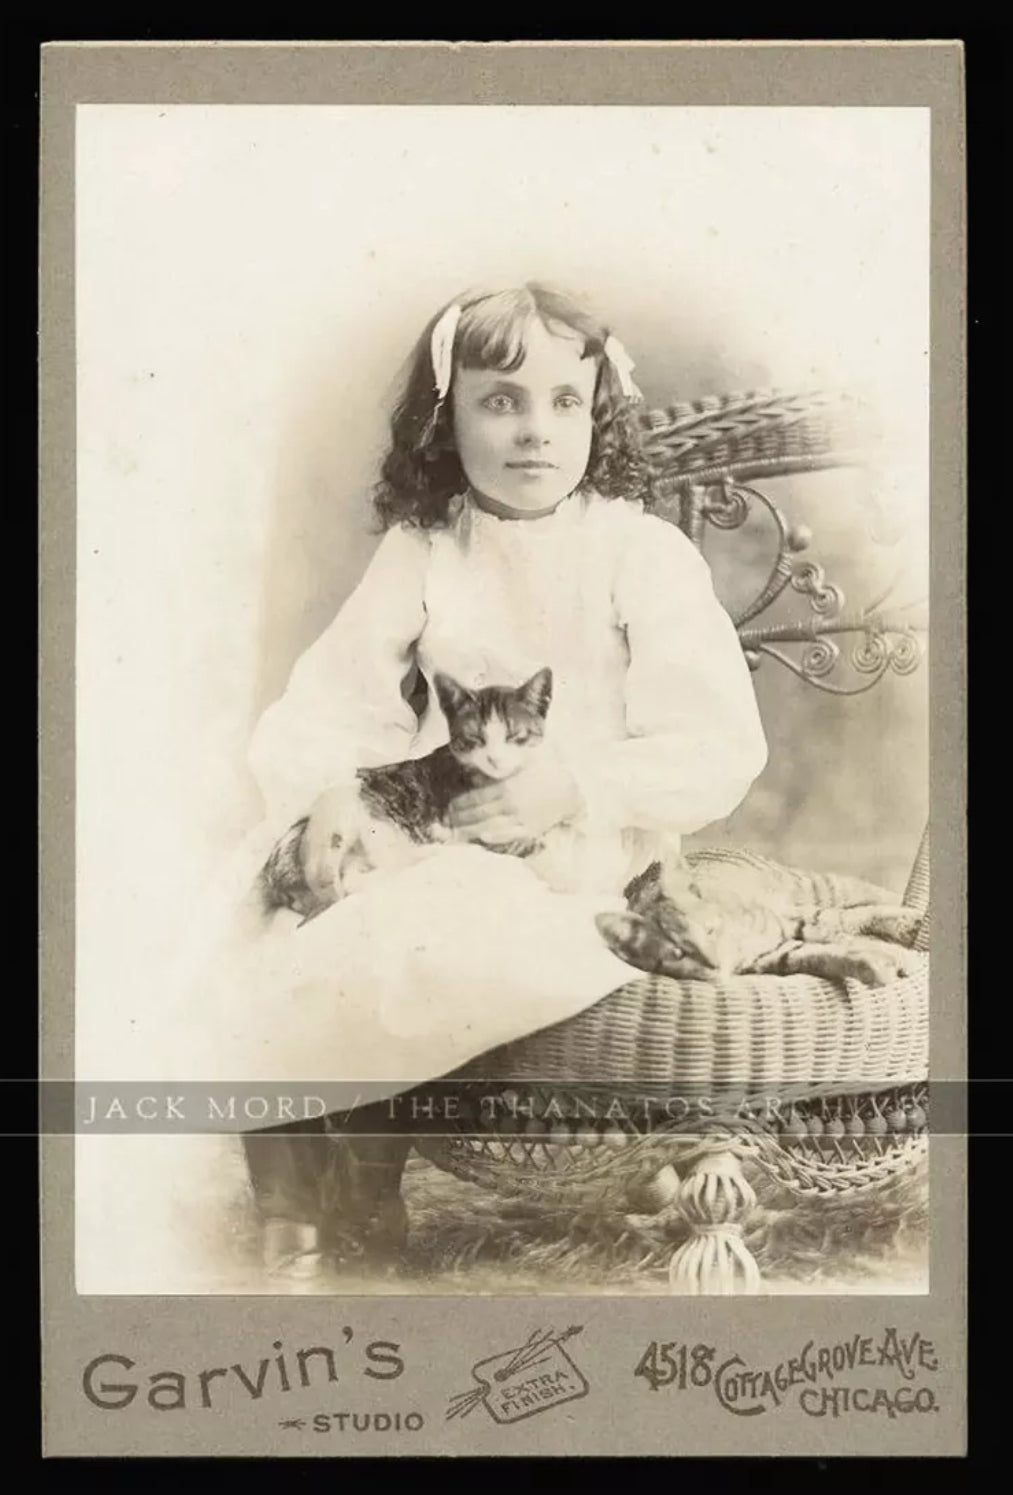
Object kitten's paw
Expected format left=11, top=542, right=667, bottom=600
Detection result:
left=854, top=907, right=924, bottom=946
left=872, top=942, right=921, bottom=980
left=837, top=952, right=903, bottom=986
left=785, top=939, right=921, bottom=986
left=806, top=904, right=923, bottom=946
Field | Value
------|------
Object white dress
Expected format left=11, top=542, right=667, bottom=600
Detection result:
left=78, top=489, right=769, bottom=1290
left=161, top=489, right=768, bottom=1092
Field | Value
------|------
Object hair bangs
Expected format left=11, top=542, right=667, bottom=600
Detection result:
left=455, top=290, right=538, bottom=374
left=455, top=284, right=599, bottom=375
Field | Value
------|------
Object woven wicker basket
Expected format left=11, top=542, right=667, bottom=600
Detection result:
left=451, top=963, right=927, bottom=1094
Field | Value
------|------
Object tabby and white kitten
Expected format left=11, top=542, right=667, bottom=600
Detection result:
left=258, top=667, right=553, bottom=924
left=596, top=849, right=924, bottom=988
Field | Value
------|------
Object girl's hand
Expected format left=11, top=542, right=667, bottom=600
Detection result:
left=447, top=755, right=583, bottom=846
left=300, top=787, right=352, bottom=903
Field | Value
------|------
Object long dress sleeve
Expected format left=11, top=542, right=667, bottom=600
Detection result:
left=247, top=524, right=430, bottom=835
left=562, top=511, right=768, bottom=838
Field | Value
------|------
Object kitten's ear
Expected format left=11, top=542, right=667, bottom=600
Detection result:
left=596, top=911, right=651, bottom=961
left=433, top=673, right=474, bottom=719
left=518, top=667, right=553, bottom=717
left=659, top=851, right=701, bottom=901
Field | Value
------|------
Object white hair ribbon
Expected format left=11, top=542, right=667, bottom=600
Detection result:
left=430, top=303, right=462, bottom=402
left=603, top=334, right=642, bottom=402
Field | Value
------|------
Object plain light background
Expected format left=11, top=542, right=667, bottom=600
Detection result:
left=75, top=105, right=929, bottom=1074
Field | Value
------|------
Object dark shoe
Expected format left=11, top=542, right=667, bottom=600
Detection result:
left=262, top=1210, right=407, bottom=1287
left=321, top=1192, right=409, bottom=1271
left=246, top=1115, right=412, bottom=1283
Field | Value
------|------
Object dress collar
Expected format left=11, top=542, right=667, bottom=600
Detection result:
left=458, top=486, right=584, bottom=524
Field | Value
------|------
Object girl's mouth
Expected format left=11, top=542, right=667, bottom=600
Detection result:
left=506, top=461, right=557, bottom=470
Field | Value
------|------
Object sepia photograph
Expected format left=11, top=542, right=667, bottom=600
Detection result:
left=70, top=98, right=933, bottom=1303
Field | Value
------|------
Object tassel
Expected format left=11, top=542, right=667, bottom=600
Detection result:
left=668, top=1148, right=761, bottom=1295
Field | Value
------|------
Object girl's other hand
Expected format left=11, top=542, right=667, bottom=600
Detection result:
left=300, top=786, right=352, bottom=903
left=447, top=755, right=583, bottom=844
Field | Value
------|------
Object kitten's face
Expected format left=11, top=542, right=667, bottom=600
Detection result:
left=434, top=668, right=552, bottom=781
left=648, top=858, right=724, bottom=973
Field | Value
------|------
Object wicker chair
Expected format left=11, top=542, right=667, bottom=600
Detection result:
left=407, top=389, right=930, bottom=1295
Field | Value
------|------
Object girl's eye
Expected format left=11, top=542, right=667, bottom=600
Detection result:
left=482, top=394, right=517, bottom=413
left=554, top=394, right=583, bottom=410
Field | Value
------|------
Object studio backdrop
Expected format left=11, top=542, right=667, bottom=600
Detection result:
left=75, top=104, right=929, bottom=1076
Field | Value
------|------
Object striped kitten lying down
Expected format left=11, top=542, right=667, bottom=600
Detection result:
left=596, top=849, right=924, bottom=988
left=258, top=668, right=554, bottom=924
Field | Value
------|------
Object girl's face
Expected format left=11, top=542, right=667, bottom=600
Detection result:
left=450, top=318, right=597, bottom=512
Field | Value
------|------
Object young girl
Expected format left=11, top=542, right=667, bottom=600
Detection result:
left=217, top=283, right=768, bottom=1280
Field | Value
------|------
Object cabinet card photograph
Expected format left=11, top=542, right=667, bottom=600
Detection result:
left=40, top=41, right=966, bottom=1458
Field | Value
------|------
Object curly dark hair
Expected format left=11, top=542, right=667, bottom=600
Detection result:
left=372, top=283, right=654, bottom=531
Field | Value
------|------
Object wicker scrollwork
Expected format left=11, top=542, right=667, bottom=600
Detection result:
left=790, top=559, right=845, bottom=618
left=640, top=390, right=927, bottom=697
left=800, top=638, right=840, bottom=680
left=745, top=617, right=926, bottom=696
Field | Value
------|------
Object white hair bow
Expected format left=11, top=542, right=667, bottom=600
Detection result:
left=430, top=303, right=462, bottom=402
left=603, top=334, right=642, bottom=403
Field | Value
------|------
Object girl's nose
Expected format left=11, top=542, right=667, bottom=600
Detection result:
left=517, top=408, right=551, bottom=445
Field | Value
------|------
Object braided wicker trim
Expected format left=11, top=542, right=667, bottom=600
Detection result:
left=413, top=1084, right=930, bottom=1199
left=739, top=1130, right=928, bottom=1200
left=639, top=390, right=877, bottom=481
left=414, top=1131, right=928, bottom=1201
